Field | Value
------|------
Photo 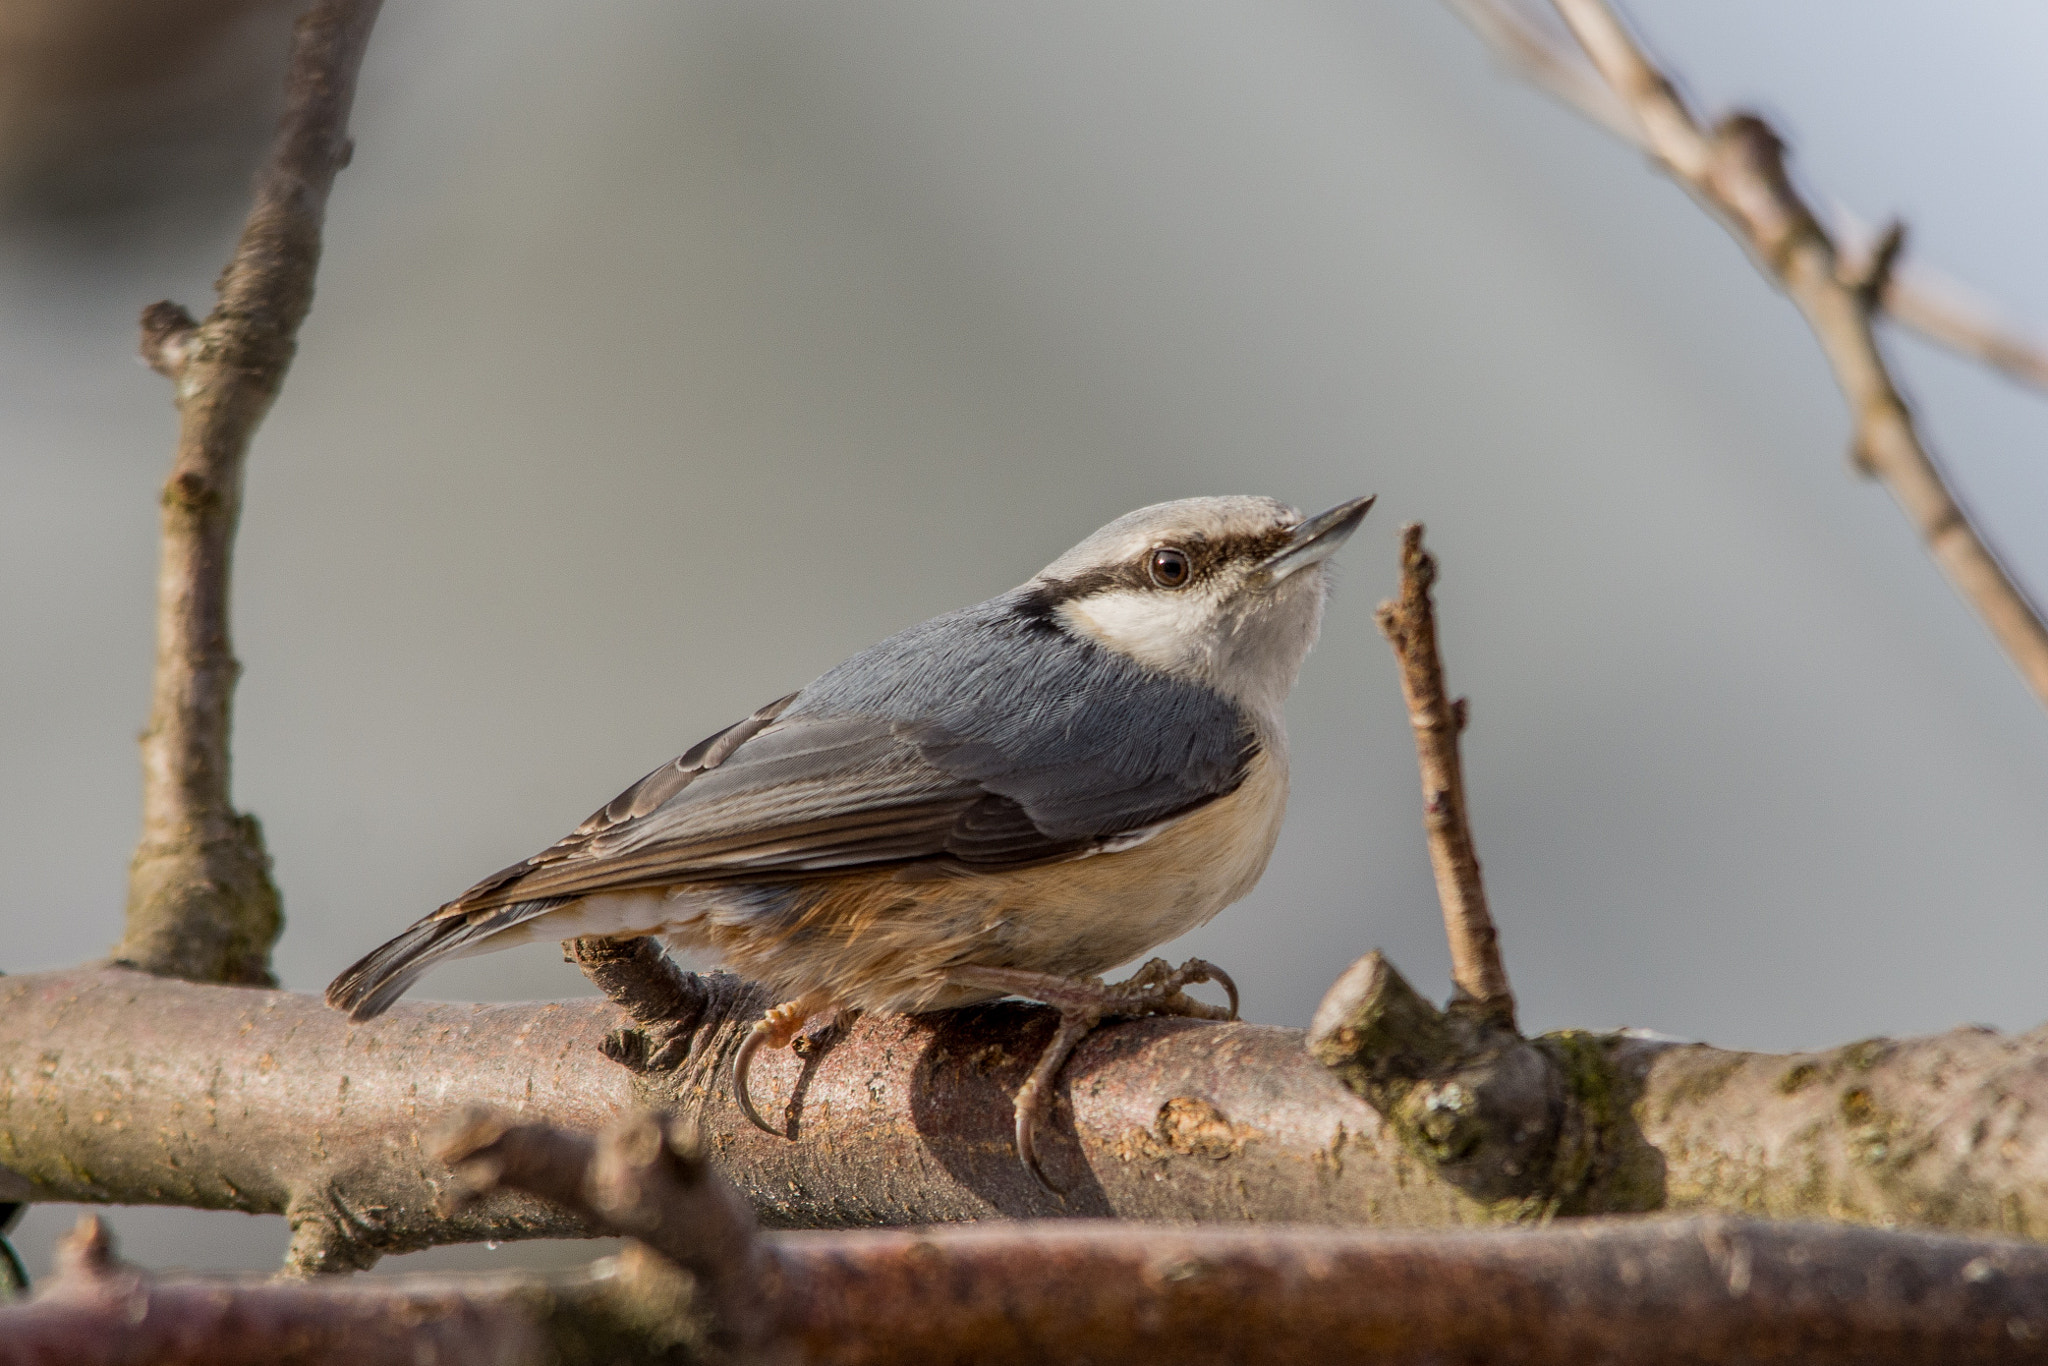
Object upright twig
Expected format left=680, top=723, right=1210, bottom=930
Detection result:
left=1376, top=525, right=1516, bottom=1025
left=117, top=0, right=386, bottom=983
left=1447, top=0, right=2048, bottom=713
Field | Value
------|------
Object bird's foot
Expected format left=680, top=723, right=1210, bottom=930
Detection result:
left=947, top=957, right=1240, bottom=1194
left=733, top=990, right=839, bottom=1137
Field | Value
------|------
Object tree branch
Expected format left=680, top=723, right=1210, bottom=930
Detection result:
left=437, top=1110, right=781, bottom=1362
left=1463, top=0, right=2048, bottom=397
left=0, top=1213, right=656, bottom=1366
left=8, top=967, right=2048, bottom=1261
left=9, top=1202, right=2048, bottom=1365
left=1445, top=0, right=2048, bottom=711
left=1375, top=524, right=1515, bottom=1024
left=116, top=0, right=386, bottom=985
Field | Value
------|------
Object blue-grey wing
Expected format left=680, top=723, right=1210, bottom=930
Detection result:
left=441, top=594, right=1255, bottom=913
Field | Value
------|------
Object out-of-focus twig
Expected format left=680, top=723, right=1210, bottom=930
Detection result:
left=1462, top=0, right=2048, bottom=397
left=1829, top=206, right=2048, bottom=393
left=1443, top=0, right=1645, bottom=146
left=1376, top=525, right=1515, bottom=1025
left=1452, top=0, right=2048, bottom=393
left=1444, top=0, right=2048, bottom=712
left=11, top=1203, right=2048, bottom=1365
left=116, top=0, right=385, bottom=984
left=438, top=1110, right=783, bottom=1363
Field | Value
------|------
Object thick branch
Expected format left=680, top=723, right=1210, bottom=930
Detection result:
left=1452, top=0, right=2048, bottom=711
left=117, top=0, right=385, bottom=985
left=9, top=967, right=2048, bottom=1256
left=0, top=968, right=629, bottom=1275
left=9, top=1209, right=2048, bottom=1366
left=1375, top=524, right=1515, bottom=1023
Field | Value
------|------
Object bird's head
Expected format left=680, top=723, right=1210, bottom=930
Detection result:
left=1020, top=493, right=1374, bottom=716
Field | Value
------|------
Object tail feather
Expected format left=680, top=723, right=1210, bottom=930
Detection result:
left=324, top=898, right=569, bottom=1020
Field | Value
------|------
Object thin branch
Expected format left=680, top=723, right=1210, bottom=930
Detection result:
left=116, top=0, right=385, bottom=984
left=1831, top=205, right=2048, bottom=393
left=1542, top=0, right=2048, bottom=707
left=1448, top=0, right=2048, bottom=400
left=1376, top=525, right=1515, bottom=1024
left=1447, top=0, right=2048, bottom=710
left=1444, top=0, right=1646, bottom=146
left=9, top=1206, right=2048, bottom=1365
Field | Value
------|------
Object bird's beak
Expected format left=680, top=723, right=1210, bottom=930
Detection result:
left=1253, top=494, right=1376, bottom=586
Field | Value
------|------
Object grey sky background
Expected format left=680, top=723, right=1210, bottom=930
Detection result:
left=6, top=0, right=2046, bottom=1275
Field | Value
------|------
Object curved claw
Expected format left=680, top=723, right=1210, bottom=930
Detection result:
left=732, top=1022, right=780, bottom=1137
left=1016, top=1097, right=1059, bottom=1197
left=1011, top=1011, right=1096, bottom=1199
left=1199, top=960, right=1241, bottom=1022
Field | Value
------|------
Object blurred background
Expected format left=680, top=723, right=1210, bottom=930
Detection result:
left=5, top=0, right=2047, bottom=1277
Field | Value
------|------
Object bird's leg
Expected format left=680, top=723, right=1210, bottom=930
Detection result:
left=791, top=1006, right=857, bottom=1058
left=946, top=957, right=1240, bottom=1193
left=733, top=988, right=837, bottom=1137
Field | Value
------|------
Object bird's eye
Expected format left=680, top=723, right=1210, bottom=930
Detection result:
left=1147, top=546, right=1192, bottom=588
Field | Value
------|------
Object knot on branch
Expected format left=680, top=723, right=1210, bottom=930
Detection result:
left=1705, top=113, right=1825, bottom=273
left=1308, top=953, right=1663, bottom=1216
left=54, top=1214, right=118, bottom=1283
left=117, top=814, right=282, bottom=986
left=1840, top=219, right=1908, bottom=309
left=138, top=301, right=200, bottom=381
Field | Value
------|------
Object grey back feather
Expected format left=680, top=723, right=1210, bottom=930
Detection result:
left=786, top=590, right=1253, bottom=840
left=327, top=590, right=1256, bottom=1019
left=452, top=590, right=1256, bottom=906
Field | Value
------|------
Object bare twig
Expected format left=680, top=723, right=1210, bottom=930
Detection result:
left=116, top=0, right=385, bottom=985
left=1444, top=0, right=1645, bottom=146
left=1446, top=0, right=2048, bottom=710
left=1830, top=206, right=2048, bottom=393
left=1376, top=525, right=1515, bottom=1024
left=9, top=1206, right=2048, bottom=1366
left=1451, top=1, right=2048, bottom=395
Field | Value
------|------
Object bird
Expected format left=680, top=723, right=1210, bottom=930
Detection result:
left=327, top=493, right=1372, bottom=1189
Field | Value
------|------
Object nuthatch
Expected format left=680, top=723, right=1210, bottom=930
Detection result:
left=328, top=494, right=1372, bottom=1187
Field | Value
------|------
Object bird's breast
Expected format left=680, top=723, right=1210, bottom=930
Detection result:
left=656, top=740, right=1290, bottom=1013
left=970, top=740, right=1290, bottom=977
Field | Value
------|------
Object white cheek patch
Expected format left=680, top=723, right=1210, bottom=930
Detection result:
left=1057, top=587, right=1218, bottom=676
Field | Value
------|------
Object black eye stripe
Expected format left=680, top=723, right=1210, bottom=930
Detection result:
left=1022, top=523, right=1296, bottom=613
